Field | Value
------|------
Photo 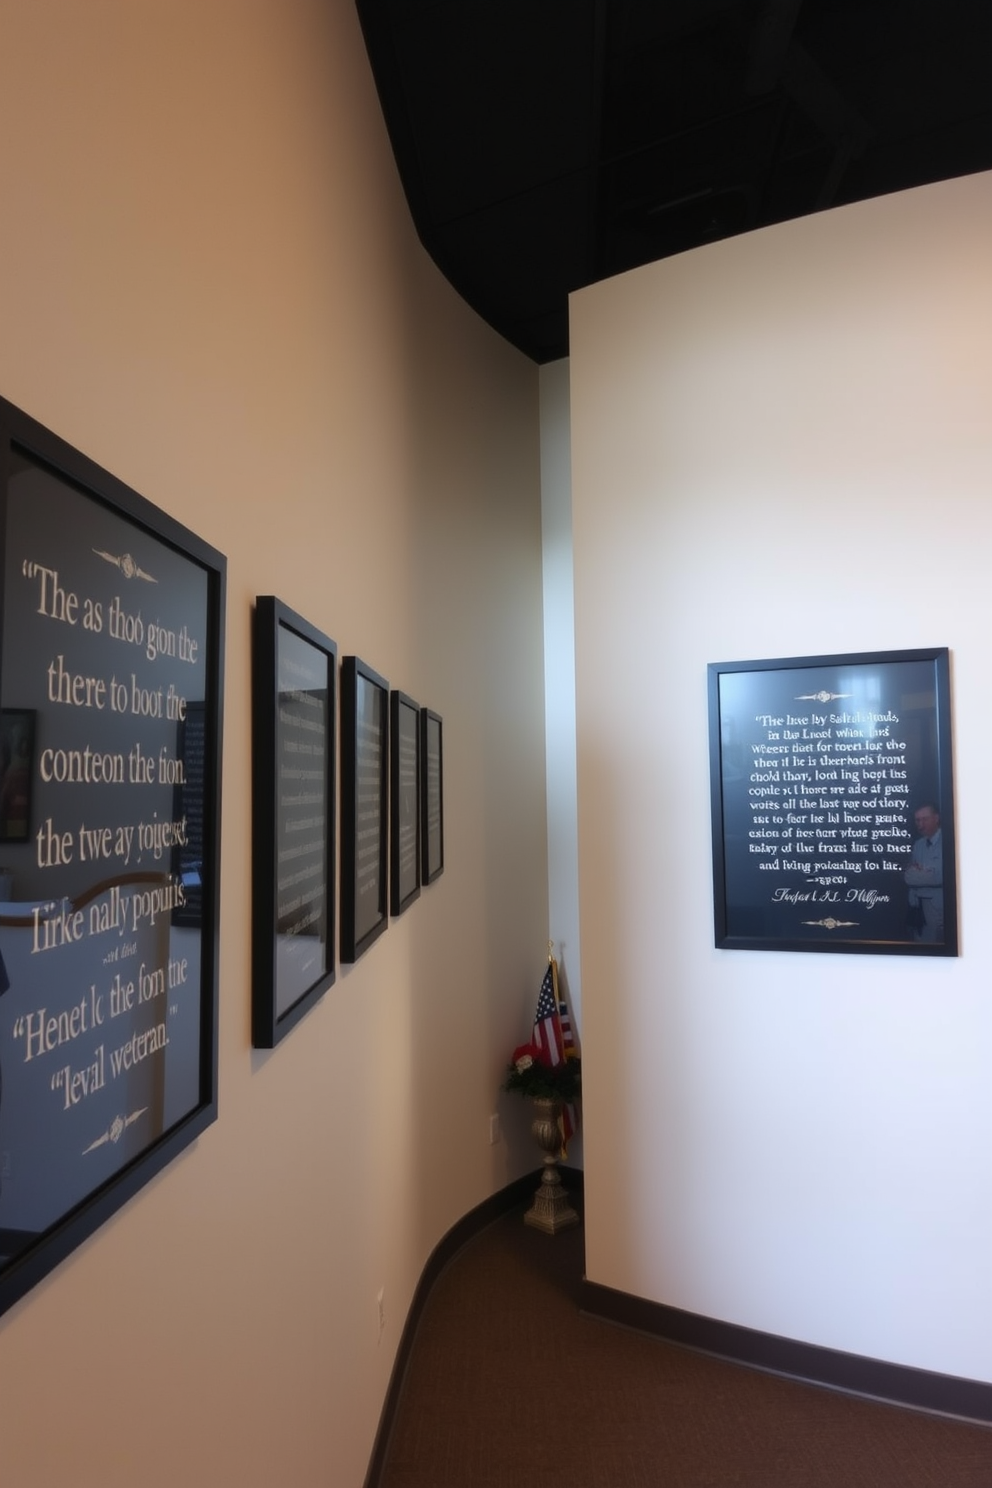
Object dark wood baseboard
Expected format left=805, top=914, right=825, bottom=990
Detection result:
left=364, top=1167, right=583, bottom=1488
left=580, top=1278, right=992, bottom=1425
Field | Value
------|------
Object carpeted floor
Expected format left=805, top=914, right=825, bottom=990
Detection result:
left=376, top=1192, right=992, bottom=1488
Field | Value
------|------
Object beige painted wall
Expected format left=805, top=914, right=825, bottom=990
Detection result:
left=0, top=3, right=547, bottom=1485
left=570, top=172, right=992, bottom=1383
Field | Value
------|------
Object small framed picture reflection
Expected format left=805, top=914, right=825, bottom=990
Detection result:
left=0, top=709, right=35, bottom=843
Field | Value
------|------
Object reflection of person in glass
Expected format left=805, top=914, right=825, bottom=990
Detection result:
left=0, top=722, right=31, bottom=839
left=0, top=947, right=8, bottom=1202
left=905, top=803, right=943, bottom=943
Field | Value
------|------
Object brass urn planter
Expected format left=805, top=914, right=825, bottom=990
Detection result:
left=524, top=1097, right=579, bottom=1234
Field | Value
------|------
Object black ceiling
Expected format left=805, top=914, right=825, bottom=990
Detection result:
left=356, top=1, right=992, bottom=365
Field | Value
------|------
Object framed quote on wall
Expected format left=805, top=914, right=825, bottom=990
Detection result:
left=708, top=647, right=956, bottom=956
left=389, top=689, right=421, bottom=918
left=419, top=707, right=443, bottom=885
left=252, top=598, right=336, bottom=1047
left=340, top=655, right=389, bottom=963
left=0, top=394, right=226, bottom=1318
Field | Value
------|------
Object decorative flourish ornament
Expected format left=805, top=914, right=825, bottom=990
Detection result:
left=801, top=917, right=858, bottom=931
left=92, top=547, right=158, bottom=583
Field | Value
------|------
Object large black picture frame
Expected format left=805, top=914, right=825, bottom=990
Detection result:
left=0, top=393, right=225, bottom=1319
left=420, top=708, right=444, bottom=885
left=708, top=647, right=956, bottom=956
left=390, top=689, right=421, bottom=917
left=340, top=655, right=389, bottom=962
left=252, top=598, right=336, bottom=1047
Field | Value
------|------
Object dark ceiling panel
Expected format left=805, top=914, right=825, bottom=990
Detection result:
left=430, top=170, right=595, bottom=361
left=391, top=0, right=597, bottom=223
left=357, top=0, right=992, bottom=363
left=434, top=173, right=595, bottom=320
left=604, top=10, right=753, bottom=155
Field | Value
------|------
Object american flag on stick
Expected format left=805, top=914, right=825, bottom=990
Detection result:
left=531, top=945, right=579, bottom=1156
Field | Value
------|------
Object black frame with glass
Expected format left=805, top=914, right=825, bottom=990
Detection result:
left=390, top=690, right=421, bottom=917
left=420, top=707, right=444, bottom=885
left=708, top=647, right=956, bottom=956
left=340, top=655, right=389, bottom=962
left=252, top=598, right=336, bottom=1047
left=0, top=393, right=225, bottom=1320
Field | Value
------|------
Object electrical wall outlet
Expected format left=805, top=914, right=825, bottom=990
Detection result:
left=489, top=1112, right=500, bottom=1145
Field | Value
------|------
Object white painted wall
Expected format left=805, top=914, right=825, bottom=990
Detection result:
left=0, top=4, right=547, bottom=1485
left=539, top=361, right=583, bottom=1168
left=540, top=362, right=579, bottom=985
left=570, top=172, right=992, bottom=1382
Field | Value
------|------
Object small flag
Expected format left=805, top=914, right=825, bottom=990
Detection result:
left=531, top=949, right=579, bottom=1156
left=533, top=961, right=565, bottom=1067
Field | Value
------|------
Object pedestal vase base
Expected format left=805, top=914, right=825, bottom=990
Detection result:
left=524, top=1164, right=579, bottom=1234
left=524, top=1097, right=579, bottom=1234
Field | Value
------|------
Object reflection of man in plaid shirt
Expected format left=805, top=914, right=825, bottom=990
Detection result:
left=0, top=947, right=8, bottom=1200
left=904, top=804, right=943, bottom=943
